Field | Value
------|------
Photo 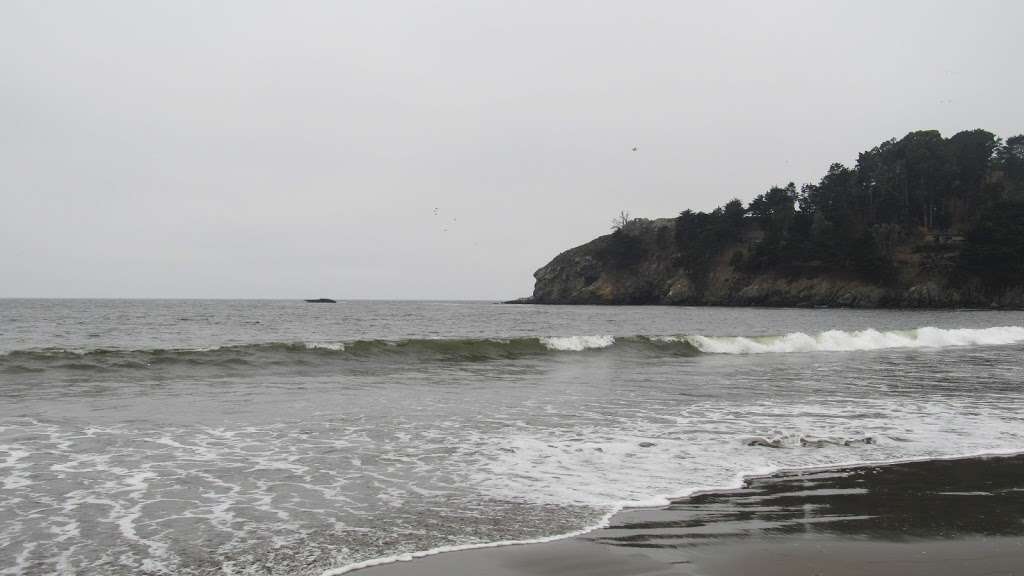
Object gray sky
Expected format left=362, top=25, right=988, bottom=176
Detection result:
left=2, top=0, right=1022, bottom=299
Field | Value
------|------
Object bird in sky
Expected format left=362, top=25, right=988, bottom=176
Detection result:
left=632, top=146, right=638, bottom=152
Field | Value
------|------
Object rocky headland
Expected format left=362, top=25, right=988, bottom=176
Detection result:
left=514, top=129, right=1024, bottom=308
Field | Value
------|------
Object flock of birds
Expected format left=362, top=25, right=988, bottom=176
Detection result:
left=433, top=207, right=456, bottom=232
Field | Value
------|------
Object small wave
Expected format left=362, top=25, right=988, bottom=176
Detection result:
left=0, top=339, right=552, bottom=373
left=2, top=326, right=1021, bottom=374
left=304, top=342, right=346, bottom=351
left=319, top=507, right=620, bottom=576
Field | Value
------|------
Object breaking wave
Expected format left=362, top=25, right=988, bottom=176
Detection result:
left=677, top=325, right=1024, bottom=354
left=539, top=335, right=616, bottom=351
left=2, top=326, right=1022, bottom=374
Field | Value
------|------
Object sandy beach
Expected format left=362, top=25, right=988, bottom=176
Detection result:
left=355, top=454, right=1024, bottom=576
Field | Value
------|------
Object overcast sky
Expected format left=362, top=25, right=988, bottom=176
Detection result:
left=2, top=1, right=1022, bottom=299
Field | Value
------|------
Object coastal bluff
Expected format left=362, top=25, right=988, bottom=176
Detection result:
left=519, top=217, right=1024, bottom=308
left=514, top=130, right=1024, bottom=309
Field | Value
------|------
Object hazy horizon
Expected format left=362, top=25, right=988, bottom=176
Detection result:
left=0, top=296, right=503, bottom=301
left=3, top=0, right=1023, bottom=299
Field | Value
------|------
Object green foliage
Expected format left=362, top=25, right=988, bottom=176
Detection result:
left=655, top=226, right=672, bottom=249
left=673, top=202, right=746, bottom=289
left=960, top=201, right=1024, bottom=286
left=849, top=231, right=898, bottom=285
left=799, top=163, right=857, bottom=228
left=602, top=229, right=646, bottom=268
left=618, top=128, right=1022, bottom=289
left=748, top=184, right=796, bottom=222
left=722, top=199, right=745, bottom=229
left=996, top=135, right=1024, bottom=196
left=949, top=130, right=999, bottom=192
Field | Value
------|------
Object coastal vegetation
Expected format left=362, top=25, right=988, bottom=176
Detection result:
left=526, top=130, right=1024, bottom=307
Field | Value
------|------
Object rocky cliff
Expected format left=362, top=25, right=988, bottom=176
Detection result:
left=520, top=218, right=1024, bottom=309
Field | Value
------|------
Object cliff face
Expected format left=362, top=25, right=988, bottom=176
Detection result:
left=524, top=218, right=1024, bottom=308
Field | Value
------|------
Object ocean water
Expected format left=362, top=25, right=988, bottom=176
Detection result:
left=2, top=299, right=1024, bottom=575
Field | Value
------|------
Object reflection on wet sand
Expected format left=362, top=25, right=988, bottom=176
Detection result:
left=357, top=454, right=1024, bottom=576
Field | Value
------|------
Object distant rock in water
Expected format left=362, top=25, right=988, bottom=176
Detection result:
left=509, top=129, right=1024, bottom=309
left=502, top=297, right=533, bottom=305
left=304, top=298, right=337, bottom=303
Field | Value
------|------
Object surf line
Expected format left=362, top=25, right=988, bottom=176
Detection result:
left=321, top=446, right=1024, bottom=575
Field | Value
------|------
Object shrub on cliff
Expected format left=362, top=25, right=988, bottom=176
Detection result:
left=673, top=201, right=746, bottom=289
left=601, top=229, right=646, bottom=268
left=960, top=201, right=1024, bottom=286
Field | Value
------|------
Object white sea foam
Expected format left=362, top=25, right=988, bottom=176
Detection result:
left=319, top=509, right=620, bottom=576
left=314, top=373, right=1024, bottom=576
left=304, top=342, right=347, bottom=351
left=679, top=326, right=1024, bottom=354
left=469, top=394, right=1024, bottom=511
left=539, top=335, right=615, bottom=351
left=324, top=443, right=1024, bottom=576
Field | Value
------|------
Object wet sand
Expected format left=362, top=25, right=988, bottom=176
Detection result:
left=354, top=454, right=1024, bottom=575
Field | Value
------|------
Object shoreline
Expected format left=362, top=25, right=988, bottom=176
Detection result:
left=338, top=451, right=1024, bottom=576
left=503, top=298, right=1023, bottom=311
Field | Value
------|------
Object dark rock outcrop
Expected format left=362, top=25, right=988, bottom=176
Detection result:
left=513, top=218, right=1024, bottom=309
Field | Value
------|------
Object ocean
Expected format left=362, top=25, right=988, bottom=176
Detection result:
left=2, top=299, right=1024, bottom=575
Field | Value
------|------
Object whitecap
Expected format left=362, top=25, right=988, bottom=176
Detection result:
left=681, top=326, right=1024, bottom=354
left=539, top=335, right=615, bottom=352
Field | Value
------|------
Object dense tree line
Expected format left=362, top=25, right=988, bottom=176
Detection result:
left=665, top=129, right=1024, bottom=287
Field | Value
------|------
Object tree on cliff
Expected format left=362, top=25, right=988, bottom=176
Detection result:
left=960, top=201, right=1024, bottom=286
left=669, top=128, right=1023, bottom=286
left=997, top=135, right=1024, bottom=196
